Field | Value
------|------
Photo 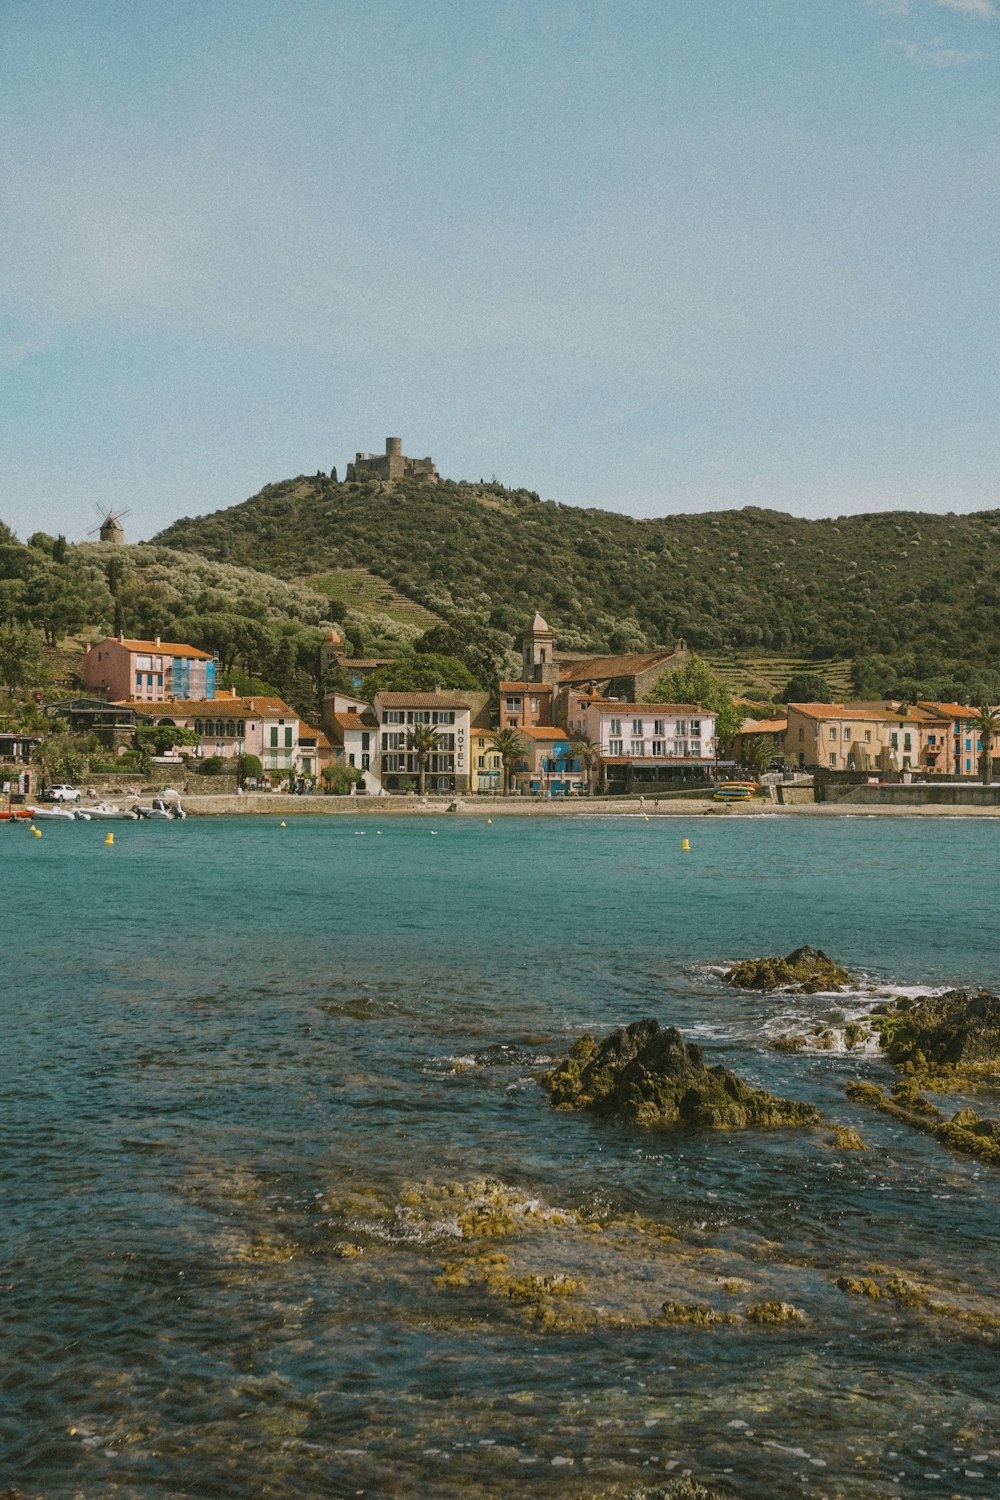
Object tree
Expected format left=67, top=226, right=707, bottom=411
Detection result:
left=569, top=736, right=600, bottom=796
left=781, top=672, right=834, bottom=704
left=365, top=653, right=481, bottom=695
left=136, top=725, right=201, bottom=756
left=742, top=736, right=773, bottom=776
left=489, top=727, right=527, bottom=796
left=972, top=705, right=1000, bottom=786
left=646, top=654, right=741, bottom=749
left=415, top=618, right=513, bottom=688
left=322, top=763, right=364, bottom=795
left=406, top=723, right=440, bottom=794
left=0, top=621, right=47, bottom=697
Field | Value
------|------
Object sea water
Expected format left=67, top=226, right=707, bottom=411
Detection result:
left=2, top=814, right=998, bottom=1498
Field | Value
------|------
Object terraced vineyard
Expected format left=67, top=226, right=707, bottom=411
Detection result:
left=704, top=654, right=854, bottom=701
left=303, top=567, right=440, bottom=629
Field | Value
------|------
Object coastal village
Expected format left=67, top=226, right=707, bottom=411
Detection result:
left=3, top=440, right=1000, bottom=811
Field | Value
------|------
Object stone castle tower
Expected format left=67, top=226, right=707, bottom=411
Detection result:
left=345, top=437, right=439, bottom=486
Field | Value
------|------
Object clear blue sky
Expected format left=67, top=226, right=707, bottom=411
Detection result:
left=1, top=0, right=997, bottom=541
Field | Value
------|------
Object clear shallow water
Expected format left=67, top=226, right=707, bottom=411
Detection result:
left=3, top=813, right=999, bottom=1498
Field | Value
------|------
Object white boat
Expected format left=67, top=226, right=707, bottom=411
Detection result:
left=25, top=804, right=82, bottom=820
left=82, top=801, right=139, bottom=821
left=133, top=797, right=186, bottom=820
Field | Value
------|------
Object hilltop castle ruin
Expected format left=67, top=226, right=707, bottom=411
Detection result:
left=345, top=436, right=438, bottom=486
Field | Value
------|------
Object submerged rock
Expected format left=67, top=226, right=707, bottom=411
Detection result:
left=846, top=1080, right=1000, bottom=1166
left=541, top=1018, right=821, bottom=1129
left=872, top=988, right=1000, bottom=1076
left=724, top=945, right=851, bottom=994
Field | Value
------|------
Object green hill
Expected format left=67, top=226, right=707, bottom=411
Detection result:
left=155, top=475, right=1000, bottom=685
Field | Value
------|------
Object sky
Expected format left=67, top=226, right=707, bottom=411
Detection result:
left=1, top=0, right=998, bottom=542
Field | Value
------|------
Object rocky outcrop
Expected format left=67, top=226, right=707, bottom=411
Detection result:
left=724, top=945, right=851, bottom=994
left=872, top=988, right=1000, bottom=1074
left=541, top=1018, right=821, bottom=1129
left=846, top=1080, right=1000, bottom=1166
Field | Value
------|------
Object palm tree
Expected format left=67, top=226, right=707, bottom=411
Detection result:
left=406, top=723, right=440, bottom=795
left=488, top=727, right=527, bottom=796
left=569, top=737, right=600, bottom=797
left=972, top=705, right=1000, bottom=786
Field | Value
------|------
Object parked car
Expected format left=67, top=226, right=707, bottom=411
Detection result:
left=46, top=784, right=82, bottom=803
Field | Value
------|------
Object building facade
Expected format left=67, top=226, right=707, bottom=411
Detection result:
left=85, top=635, right=216, bottom=704
left=373, top=692, right=472, bottom=793
left=567, top=695, right=717, bottom=791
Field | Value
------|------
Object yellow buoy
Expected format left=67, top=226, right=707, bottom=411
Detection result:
left=486, top=818, right=493, bottom=824
left=279, top=821, right=286, bottom=827
left=681, top=838, right=691, bottom=852
left=105, top=831, right=114, bottom=846
left=31, top=826, right=42, bottom=838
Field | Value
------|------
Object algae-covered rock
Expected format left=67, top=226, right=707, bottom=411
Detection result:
left=724, top=945, right=851, bottom=994
left=846, top=1079, right=1000, bottom=1165
left=744, top=1299, right=806, bottom=1325
left=541, top=1018, right=821, bottom=1129
left=872, top=988, right=1000, bottom=1075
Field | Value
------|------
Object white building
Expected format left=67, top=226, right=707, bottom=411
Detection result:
left=373, top=692, right=473, bottom=793
left=566, top=693, right=717, bottom=792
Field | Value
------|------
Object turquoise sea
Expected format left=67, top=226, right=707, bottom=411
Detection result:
left=3, top=813, right=999, bottom=1499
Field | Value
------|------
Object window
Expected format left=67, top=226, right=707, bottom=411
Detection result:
left=530, top=698, right=538, bottom=712
left=385, top=732, right=404, bottom=750
left=432, top=711, right=455, bottom=725
left=608, top=738, right=623, bottom=756
left=284, top=728, right=293, bottom=748
left=609, top=719, right=622, bottom=737
left=409, top=710, right=430, bottom=725
left=653, top=719, right=665, bottom=736
left=799, top=727, right=804, bottom=740
left=829, top=753, right=837, bottom=767
left=270, top=728, right=278, bottom=748
left=226, top=721, right=235, bottom=738
left=631, top=719, right=643, bottom=736
left=386, top=710, right=404, bottom=724
left=505, top=698, right=521, bottom=711
left=864, top=730, right=872, bottom=743
left=477, top=755, right=485, bottom=768
left=928, top=735, right=936, bottom=746
left=829, top=728, right=837, bottom=741
left=676, top=720, right=687, bottom=738
left=691, top=720, right=701, bottom=737
left=904, top=733, right=911, bottom=751
left=843, top=727, right=851, bottom=739
left=631, top=739, right=644, bottom=757
left=651, top=739, right=666, bottom=756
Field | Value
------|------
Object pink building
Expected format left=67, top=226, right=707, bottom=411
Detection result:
left=84, top=635, right=216, bottom=704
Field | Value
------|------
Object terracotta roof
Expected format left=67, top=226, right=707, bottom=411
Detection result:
left=789, top=702, right=888, bottom=722
left=499, top=681, right=553, bottom=693
left=740, top=717, right=787, bottom=734
left=558, top=650, right=677, bottom=682
left=298, top=722, right=331, bottom=748
left=583, top=701, right=707, bottom=715
left=340, top=657, right=394, bottom=669
left=98, top=637, right=213, bottom=660
left=518, top=726, right=570, bottom=740
left=331, top=711, right=377, bottom=731
left=117, top=695, right=295, bottom=717
left=917, top=701, right=978, bottom=721
left=374, top=693, right=471, bottom=708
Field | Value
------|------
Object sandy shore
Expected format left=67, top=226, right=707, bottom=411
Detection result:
left=178, top=792, right=1000, bottom=818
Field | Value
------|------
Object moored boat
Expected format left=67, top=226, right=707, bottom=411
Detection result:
left=83, top=801, right=139, bottom=820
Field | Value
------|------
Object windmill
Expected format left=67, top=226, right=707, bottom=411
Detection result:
left=87, top=503, right=132, bottom=545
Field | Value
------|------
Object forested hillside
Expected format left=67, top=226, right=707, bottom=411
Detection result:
left=156, top=475, right=1000, bottom=682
